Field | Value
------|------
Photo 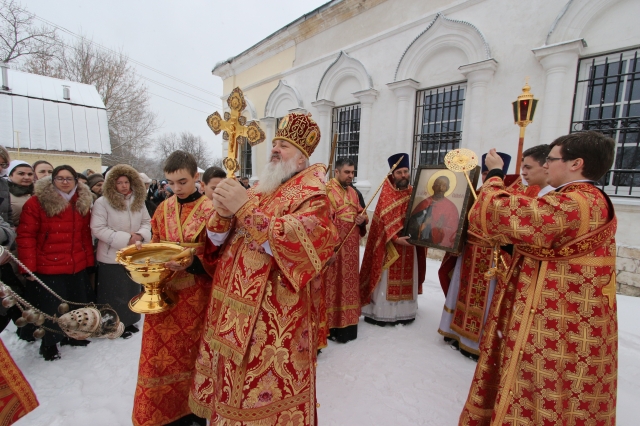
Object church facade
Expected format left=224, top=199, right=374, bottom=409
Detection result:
left=212, top=0, right=640, bottom=295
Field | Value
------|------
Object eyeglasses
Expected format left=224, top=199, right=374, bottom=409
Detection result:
left=0, top=163, right=8, bottom=168
left=545, top=156, right=566, bottom=163
left=54, top=177, right=77, bottom=183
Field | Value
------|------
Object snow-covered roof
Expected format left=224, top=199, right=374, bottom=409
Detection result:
left=0, top=68, right=111, bottom=155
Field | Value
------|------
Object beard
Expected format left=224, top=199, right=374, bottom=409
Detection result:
left=256, top=155, right=301, bottom=195
left=395, top=178, right=409, bottom=189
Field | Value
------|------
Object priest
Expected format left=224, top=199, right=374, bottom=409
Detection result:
left=460, top=131, right=618, bottom=425
left=360, top=154, right=426, bottom=326
left=325, top=158, right=367, bottom=343
left=189, top=113, right=337, bottom=425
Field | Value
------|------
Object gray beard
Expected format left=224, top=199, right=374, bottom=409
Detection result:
left=256, top=157, right=300, bottom=195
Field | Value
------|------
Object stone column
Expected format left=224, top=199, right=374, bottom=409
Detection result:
left=533, top=39, right=584, bottom=144
left=259, top=117, right=276, bottom=179
left=458, top=59, right=498, bottom=156
left=351, top=88, right=379, bottom=199
left=310, top=99, right=335, bottom=166
left=387, top=79, right=420, bottom=156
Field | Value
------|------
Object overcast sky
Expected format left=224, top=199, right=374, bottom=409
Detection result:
left=23, top=0, right=330, bottom=158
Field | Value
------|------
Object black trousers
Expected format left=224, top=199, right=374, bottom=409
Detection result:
left=32, top=270, right=94, bottom=347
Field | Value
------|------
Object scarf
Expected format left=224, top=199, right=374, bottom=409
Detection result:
left=56, top=185, right=77, bottom=202
left=8, top=181, right=34, bottom=197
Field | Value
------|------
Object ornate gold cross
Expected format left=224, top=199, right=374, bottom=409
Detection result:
left=207, top=87, right=266, bottom=178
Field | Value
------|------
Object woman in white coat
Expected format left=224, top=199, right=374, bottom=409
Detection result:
left=91, top=164, right=151, bottom=339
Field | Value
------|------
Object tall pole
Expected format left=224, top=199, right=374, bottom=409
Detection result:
left=515, top=126, right=526, bottom=173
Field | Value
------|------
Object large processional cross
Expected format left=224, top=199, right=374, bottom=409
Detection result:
left=207, top=87, right=266, bottom=178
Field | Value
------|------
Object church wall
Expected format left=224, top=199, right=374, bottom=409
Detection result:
left=216, top=0, right=640, bottom=295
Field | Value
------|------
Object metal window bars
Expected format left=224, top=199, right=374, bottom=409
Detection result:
left=331, top=104, right=361, bottom=178
left=239, top=140, right=252, bottom=179
left=412, top=84, right=466, bottom=179
left=571, top=48, right=640, bottom=197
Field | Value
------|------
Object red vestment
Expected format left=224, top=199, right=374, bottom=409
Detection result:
left=449, top=177, right=535, bottom=345
left=325, top=178, right=366, bottom=330
left=459, top=178, right=617, bottom=426
left=0, top=340, right=38, bottom=425
left=133, top=194, right=216, bottom=426
left=189, top=164, right=337, bottom=425
left=360, top=177, right=426, bottom=305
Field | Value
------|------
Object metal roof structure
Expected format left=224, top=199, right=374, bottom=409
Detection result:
left=0, top=67, right=111, bottom=155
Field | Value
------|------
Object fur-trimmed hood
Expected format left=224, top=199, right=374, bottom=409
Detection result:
left=103, top=164, right=146, bottom=212
left=34, top=176, right=93, bottom=217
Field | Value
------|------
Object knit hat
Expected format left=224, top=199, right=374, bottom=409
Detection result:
left=7, top=160, right=31, bottom=176
left=87, top=173, right=104, bottom=190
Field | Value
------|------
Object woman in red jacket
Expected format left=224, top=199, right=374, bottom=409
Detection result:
left=17, top=165, right=95, bottom=361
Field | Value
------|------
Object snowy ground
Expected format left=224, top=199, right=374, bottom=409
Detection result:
left=3, top=258, right=639, bottom=425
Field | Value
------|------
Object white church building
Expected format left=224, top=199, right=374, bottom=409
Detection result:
left=212, top=0, right=640, bottom=295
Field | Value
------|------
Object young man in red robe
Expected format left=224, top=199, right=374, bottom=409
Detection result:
left=189, top=113, right=337, bottom=425
left=460, top=131, right=618, bottom=425
left=325, top=158, right=367, bottom=343
left=132, top=151, right=216, bottom=426
left=360, top=153, right=426, bottom=326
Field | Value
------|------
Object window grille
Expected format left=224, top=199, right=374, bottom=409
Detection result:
left=412, top=84, right=465, bottom=177
left=331, top=104, right=361, bottom=178
left=240, top=141, right=252, bottom=179
left=571, top=48, right=640, bottom=196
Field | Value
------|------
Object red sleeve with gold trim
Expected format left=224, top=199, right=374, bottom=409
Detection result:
left=236, top=195, right=338, bottom=292
left=469, top=177, right=604, bottom=248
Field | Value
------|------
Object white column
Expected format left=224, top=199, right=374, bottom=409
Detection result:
left=533, top=39, right=584, bottom=144
left=387, top=79, right=420, bottom=156
left=310, top=99, right=335, bottom=166
left=459, top=59, right=498, bottom=155
left=259, top=117, right=276, bottom=180
left=352, top=88, right=378, bottom=199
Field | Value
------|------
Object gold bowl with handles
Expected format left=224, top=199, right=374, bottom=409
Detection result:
left=116, top=243, right=188, bottom=314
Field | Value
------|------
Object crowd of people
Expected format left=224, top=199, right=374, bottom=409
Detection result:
left=0, top=111, right=620, bottom=426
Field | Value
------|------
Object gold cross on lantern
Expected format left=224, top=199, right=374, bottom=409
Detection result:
left=207, top=87, right=266, bottom=178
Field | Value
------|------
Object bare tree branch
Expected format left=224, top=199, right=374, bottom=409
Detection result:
left=155, top=131, right=216, bottom=169
left=0, top=1, right=61, bottom=63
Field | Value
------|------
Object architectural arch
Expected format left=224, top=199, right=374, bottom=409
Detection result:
left=546, top=0, right=624, bottom=45
left=394, top=13, right=491, bottom=82
left=264, top=80, right=304, bottom=118
left=316, top=51, right=373, bottom=101
left=222, top=92, right=257, bottom=120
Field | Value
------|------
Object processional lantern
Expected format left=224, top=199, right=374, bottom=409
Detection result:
left=206, top=87, right=266, bottom=178
left=512, top=79, right=538, bottom=173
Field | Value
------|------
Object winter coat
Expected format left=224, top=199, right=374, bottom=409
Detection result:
left=9, top=181, right=33, bottom=226
left=17, top=177, right=94, bottom=275
left=90, top=164, right=152, bottom=264
left=0, top=179, right=13, bottom=227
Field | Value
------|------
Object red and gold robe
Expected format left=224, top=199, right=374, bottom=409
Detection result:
left=189, top=164, right=337, bottom=425
left=325, top=178, right=366, bottom=330
left=360, top=177, right=426, bottom=306
left=133, top=194, right=216, bottom=426
left=460, top=178, right=617, bottom=426
left=448, top=177, right=538, bottom=347
left=0, top=340, right=38, bottom=425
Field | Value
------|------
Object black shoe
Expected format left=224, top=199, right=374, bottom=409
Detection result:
left=460, top=348, right=479, bottom=362
left=443, top=337, right=454, bottom=344
left=39, top=344, right=61, bottom=361
left=120, top=331, right=133, bottom=339
left=397, top=318, right=415, bottom=326
left=364, top=317, right=387, bottom=327
left=124, top=324, right=140, bottom=334
left=61, top=337, right=90, bottom=347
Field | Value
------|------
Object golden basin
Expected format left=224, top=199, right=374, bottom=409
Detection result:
left=116, top=243, right=186, bottom=314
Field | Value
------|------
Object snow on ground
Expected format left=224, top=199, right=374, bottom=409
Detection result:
left=3, top=258, right=639, bottom=425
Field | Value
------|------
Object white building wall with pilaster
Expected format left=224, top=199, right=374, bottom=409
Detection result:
left=213, top=0, right=640, bottom=295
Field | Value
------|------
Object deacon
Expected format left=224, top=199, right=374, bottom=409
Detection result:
left=437, top=154, right=511, bottom=360
left=189, top=113, right=337, bottom=425
left=132, top=151, right=216, bottom=426
left=521, top=144, right=555, bottom=196
left=460, top=131, right=618, bottom=425
left=325, top=158, right=367, bottom=343
left=360, top=154, right=426, bottom=326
